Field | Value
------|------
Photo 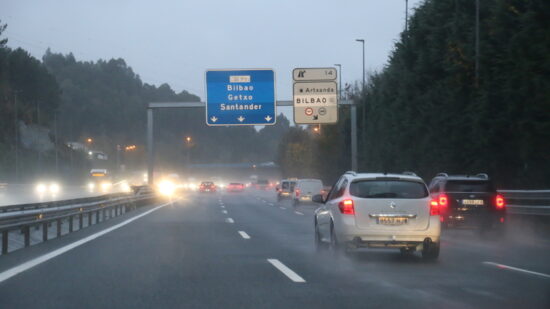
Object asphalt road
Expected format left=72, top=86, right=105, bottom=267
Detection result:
left=0, top=190, right=548, bottom=308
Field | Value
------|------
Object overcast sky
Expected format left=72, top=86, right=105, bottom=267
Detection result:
left=1, top=0, right=422, bottom=102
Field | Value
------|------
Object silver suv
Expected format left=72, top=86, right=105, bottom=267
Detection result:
left=313, top=172, right=441, bottom=260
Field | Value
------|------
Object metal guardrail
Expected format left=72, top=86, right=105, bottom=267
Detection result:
left=499, top=190, right=550, bottom=216
left=0, top=186, right=157, bottom=255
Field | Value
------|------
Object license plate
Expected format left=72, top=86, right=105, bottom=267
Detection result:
left=377, top=217, right=408, bottom=225
left=462, top=199, right=484, bottom=205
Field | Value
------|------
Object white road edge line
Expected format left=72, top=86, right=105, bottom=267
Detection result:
left=267, top=259, right=306, bottom=283
left=220, top=205, right=225, bottom=208
left=294, top=211, right=304, bottom=215
left=222, top=210, right=228, bottom=214
left=0, top=202, right=172, bottom=284
left=279, top=207, right=286, bottom=210
left=268, top=203, right=274, bottom=206
left=225, top=218, right=234, bottom=223
left=238, top=231, right=250, bottom=239
left=482, top=262, right=550, bottom=279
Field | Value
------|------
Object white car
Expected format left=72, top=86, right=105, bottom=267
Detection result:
left=292, top=179, right=323, bottom=206
left=313, top=172, right=441, bottom=260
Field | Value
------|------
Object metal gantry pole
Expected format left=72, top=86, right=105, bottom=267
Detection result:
left=147, top=108, right=154, bottom=186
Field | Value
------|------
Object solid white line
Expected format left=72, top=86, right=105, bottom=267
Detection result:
left=483, top=262, right=550, bottom=279
left=0, top=202, right=171, bottom=284
left=267, top=259, right=306, bottom=283
left=222, top=210, right=228, bottom=214
left=225, top=218, right=234, bottom=223
left=294, top=211, right=304, bottom=215
left=238, top=231, right=250, bottom=239
left=279, top=207, right=286, bottom=210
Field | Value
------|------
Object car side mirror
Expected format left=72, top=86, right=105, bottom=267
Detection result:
left=312, top=194, right=325, bottom=204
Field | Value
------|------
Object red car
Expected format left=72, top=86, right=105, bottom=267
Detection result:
left=226, top=183, right=245, bottom=192
left=199, top=182, right=216, bottom=193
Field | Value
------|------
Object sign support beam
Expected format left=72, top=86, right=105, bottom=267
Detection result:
left=146, top=100, right=354, bottom=185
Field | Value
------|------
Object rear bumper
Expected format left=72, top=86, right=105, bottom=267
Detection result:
left=442, top=211, right=505, bottom=227
left=335, top=216, right=441, bottom=246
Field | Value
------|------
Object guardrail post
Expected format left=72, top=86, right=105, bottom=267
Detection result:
left=102, top=208, right=106, bottom=222
left=57, top=219, right=62, bottom=237
left=79, top=213, right=83, bottom=230
left=2, top=231, right=8, bottom=254
left=24, top=226, right=30, bottom=247
left=42, top=222, right=48, bottom=242
left=88, top=212, right=92, bottom=226
left=96, top=210, right=100, bottom=223
left=69, top=216, right=73, bottom=233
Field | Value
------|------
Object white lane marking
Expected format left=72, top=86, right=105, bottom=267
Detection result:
left=279, top=207, right=286, bottom=210
left=238, top=231, right=250, bottom=239
left=0, top=202, right=172, bottom=284
left=225, top=218, right=234, bottom=223
left=483, top=262, right=550, bottom=279
left=294, top=211, right=304, bottom=215
left=220, top=205, right=225, bottom=209
left=221, top=210, right=228, bottom=214
left=268, top=203, right=274, bottom=206
left=267, top=259, right=306, bottom=283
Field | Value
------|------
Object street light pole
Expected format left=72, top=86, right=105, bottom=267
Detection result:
left=14, top=91, right=19, bottom=183
left=475, top=0, right=480, bottom=87
left=356, top=39, right=365, bottom=90
left=355, top=39, right=366, bottom=171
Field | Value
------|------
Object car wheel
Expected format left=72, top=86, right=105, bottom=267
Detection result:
left=422, top=241, right=440, bottom=261
left=315, top=221, right=328, bottom=251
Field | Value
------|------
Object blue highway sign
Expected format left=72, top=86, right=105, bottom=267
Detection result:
left=205, top=69, right=276, bottom=126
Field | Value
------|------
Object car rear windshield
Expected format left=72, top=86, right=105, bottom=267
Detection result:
left=445, top=180, right=494, bottom=192
left=298, top=181, right=323, bottom=192
left=202, top=182, right=213, bottom=185
left=350, top=180, right=428, bottom=199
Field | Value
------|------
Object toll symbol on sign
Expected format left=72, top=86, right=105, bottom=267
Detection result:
left=305, top=108, right=313, bottom=116
left=318, top=107, right=327, bottom=116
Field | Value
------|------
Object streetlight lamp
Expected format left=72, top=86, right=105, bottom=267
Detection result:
left=86, top=138, right=93, bottom=144
left=185, top=136, right=192, bottom=143
left=355, top=39, right=365, bottom=90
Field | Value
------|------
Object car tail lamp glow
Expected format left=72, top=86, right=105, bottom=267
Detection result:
left=495, top=194, right=505, bottom=209
left=438, top=194, right=448, bottom=209
left=430, top=199, right=440, bottom=216
left=338, top=199, right=355, bottom=215
left=295, top=189, right=300, bottom=198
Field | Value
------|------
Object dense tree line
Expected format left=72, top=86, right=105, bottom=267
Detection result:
left=1, top=22, right=291, bottom=182
left=278, top=0, right=549, bottom=188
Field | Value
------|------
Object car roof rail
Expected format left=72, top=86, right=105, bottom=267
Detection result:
left=344, top=171, right=356, bottom=176
left=402, top=171, right=417, bottom=176
left=476, top=173, right=489, bottom=179
left=436, top=172, right=448, bottom=177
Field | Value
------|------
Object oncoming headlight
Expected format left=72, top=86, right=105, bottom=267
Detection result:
left=49, top=183, right=60, bottom=194
left=100, top=182, right=112, bottom=192
left=158, top=180, right=175, bottom=196
left=36, top=183, right=47, bottom=194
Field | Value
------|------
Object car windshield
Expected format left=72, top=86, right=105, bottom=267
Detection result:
left=445, top=181, right=494, bottom=192
left=350, top=180, right=428, bottom=199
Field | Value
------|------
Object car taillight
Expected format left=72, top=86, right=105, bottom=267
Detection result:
left=495, top=194, right=505, bottom=209
left=430, top=199, right=440, bottom=216
left=338, top=199, right=355, bottom=215
left=295, top=189, right=300, bottom=197
left=438, top=194, right=448, bottom=209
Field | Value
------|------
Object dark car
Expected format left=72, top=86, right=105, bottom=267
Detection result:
left=428, top=173, right=506, bottom=232
left=199, top=182, right=216, bottom=193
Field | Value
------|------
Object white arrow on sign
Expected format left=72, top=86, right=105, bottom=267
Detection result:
left=265, top=115, right=272, bottom=122
left=210, top=116, right=218, bottom=123
left=237, top=116, right=245, bottom=122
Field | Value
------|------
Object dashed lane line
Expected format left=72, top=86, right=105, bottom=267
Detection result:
left=238, top=231, right=251, bottom=239
left=267, top=259, right=306, bottom=283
